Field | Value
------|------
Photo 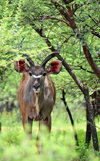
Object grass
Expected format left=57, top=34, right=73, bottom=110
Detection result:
left=0, top=104, right=100, bottom=161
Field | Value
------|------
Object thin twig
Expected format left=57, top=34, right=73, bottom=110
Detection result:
left=61, top=89, right=79, bottom=146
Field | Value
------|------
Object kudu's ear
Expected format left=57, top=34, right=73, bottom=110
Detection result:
left=14, top=59, right=29, bottom=73
left=46, top=60, right=62, bottom=74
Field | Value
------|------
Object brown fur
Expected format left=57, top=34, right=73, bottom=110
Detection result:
left=18, top=72, right=56, bottom=132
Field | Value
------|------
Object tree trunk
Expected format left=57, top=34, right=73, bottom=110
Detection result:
left=55, top=54, right=99, bottom=151
left=32, top=26, right=99, bottom=151
left=84, top=88, right=99, bottom=151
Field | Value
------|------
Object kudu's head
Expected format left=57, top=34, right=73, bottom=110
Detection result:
left=14, top=54, right=62, bottom=93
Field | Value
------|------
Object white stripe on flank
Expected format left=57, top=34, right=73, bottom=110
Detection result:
left=32, top=75, right=42, bottom=78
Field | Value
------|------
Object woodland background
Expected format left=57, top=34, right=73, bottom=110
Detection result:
left=0, top=0, right=100, bottom=160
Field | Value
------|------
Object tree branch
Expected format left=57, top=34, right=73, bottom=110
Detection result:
left=83, top=45, right=100, bottom=79
left=19, top=37, right=25, bottom=53
left=61, top=89, right=79, bottom=146
left=62, top=0, right=74, bottom=4
left=33, top=25, right=86, bottom=93
left=0, top=66, right=8, bottom=69
left=88, top=14, right=100, bottom=26
left=48, top=0, right=72, bottom=25
left=62, top=5, right=100, bottom=79
left=72, top=2, right=91, bottom=14
left=48, top=0, right=66, bottom=10
left=43, top=16, right=70, bottom=26
left=35, top=1, right=100, bottom=80
left=70, top=65, right=95, bottom=74
left=66, top=5, right=76, bottom=29
left=85, top=24, right=100, bottom=39
left=91, top=31, right=100, bottom=38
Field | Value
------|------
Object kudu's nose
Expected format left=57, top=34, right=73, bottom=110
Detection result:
left=33, top=84, right=40, bottom=90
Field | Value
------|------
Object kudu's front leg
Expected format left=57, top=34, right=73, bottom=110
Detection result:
left=36, top=116, right=51, bottom=153
left=22, top=113, right=33, bottom=135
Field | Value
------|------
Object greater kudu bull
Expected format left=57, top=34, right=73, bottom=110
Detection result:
left=14, top=54, right=62, bottom=133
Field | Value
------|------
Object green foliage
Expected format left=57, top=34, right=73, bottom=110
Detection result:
left=0, top=107, right=100, bottom=161
left=0, top=0, right=100, bottom=98
left=0, top=1, right=100, bottom=159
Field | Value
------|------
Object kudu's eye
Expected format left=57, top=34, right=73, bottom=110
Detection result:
left=28, top=72, right=32, bottom=76
left=43, top=72, right=47, bottom=76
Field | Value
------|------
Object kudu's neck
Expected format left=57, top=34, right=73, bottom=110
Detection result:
left=35, top=76, right=46, bottom=117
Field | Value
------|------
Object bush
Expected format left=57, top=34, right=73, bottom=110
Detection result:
left=0, top=108, right=100, bottom=161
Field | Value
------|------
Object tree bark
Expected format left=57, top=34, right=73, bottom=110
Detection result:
left=84, top=89, right=99, bottom=150
left=83, top=46, right=100, bottom=79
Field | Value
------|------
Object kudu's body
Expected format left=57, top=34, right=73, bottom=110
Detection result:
left=18, top=71, right=56, bottom=132
left=15, top=54, right=62, bottom=133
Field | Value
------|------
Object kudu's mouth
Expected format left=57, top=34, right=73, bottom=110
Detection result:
left=33, top=88, right=40, bottom=93
left=34, top=90, right=40, bottom=94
